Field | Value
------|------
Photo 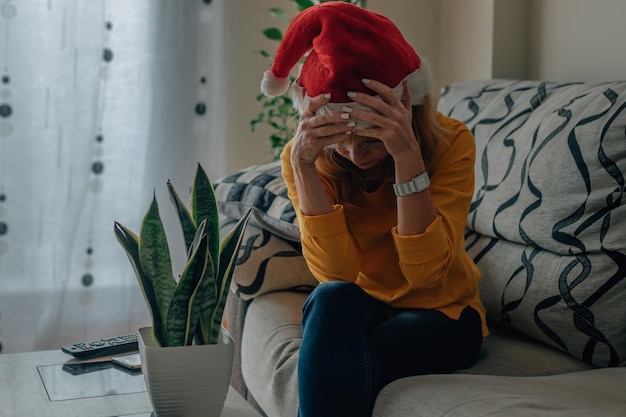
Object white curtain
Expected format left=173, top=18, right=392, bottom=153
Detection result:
left=0, top=0, right=227, bottom=353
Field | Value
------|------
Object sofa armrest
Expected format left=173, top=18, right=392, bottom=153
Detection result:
left=222, top=221, right=316, bottom=415
left=225, top=288, right=270, bottom=415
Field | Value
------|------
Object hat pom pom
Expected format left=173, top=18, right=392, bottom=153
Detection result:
left=261, top=70, right=290, bottom=97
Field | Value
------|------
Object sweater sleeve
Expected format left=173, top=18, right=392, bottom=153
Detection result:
left=280, top=143, right=360, bottom=283
left=392, top=118, right=476, bottom=290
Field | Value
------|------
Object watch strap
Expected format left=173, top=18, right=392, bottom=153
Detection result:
left=393, top=172, right=430, bottom=197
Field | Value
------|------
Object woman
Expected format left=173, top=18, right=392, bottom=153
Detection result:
left=260, top=3, right=488, bottom=417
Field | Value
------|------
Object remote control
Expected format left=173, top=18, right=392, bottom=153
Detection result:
left=62, top=333, right=139, bottom=359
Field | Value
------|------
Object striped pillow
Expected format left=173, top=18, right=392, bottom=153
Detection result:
left=214, top=161, right=300, bottom=242
left=440, top=79, right=626, bottom=367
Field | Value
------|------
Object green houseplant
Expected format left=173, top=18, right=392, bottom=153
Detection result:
left=114, top=163, right=251, bottom=417
left=251, top=0, right=366, bottom=160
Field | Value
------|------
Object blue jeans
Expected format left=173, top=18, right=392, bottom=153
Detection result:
left=297, top=281, right=483, bottom=417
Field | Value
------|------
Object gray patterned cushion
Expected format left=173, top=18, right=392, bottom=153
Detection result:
left=220, top=218, right=316, bottom=301
left=440, top=79, right=626, bottom=367
left=215, top=162, right=316, bottom=301
left=214, top=161, right=300, bottom=242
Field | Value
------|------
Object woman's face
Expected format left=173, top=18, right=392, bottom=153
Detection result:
left=334, top=138, right=389, bottom=170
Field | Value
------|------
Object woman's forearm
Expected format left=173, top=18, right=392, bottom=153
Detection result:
left=292, top=161, right=334, bottom=216
left=394, top=152, right=437, bottom=236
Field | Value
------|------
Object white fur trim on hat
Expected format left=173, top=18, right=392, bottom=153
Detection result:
left=406, top=58, right=432, bottom=106
left=261, top=70, right=290, bottom=97
left=290, top=57, right=433, bottom=129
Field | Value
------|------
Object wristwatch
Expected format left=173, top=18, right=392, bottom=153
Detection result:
left=392, top=172, right=430, bottom=197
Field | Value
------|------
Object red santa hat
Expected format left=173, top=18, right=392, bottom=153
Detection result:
left=261, top=2, right=432, bottom=118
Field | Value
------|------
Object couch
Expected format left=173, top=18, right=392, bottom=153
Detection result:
left=216, top=79, right=626, bottom=417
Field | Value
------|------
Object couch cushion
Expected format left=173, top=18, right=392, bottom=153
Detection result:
left=220, top=219, right=317, bottom=300
left=215, top=161, right=301, bottom=241
left=238, top=291, right=594, bottom=417
left=373, top=368, right=626, bottom=417
left=462, top=321, right=593, bottom=377
left=440, top=80, right=626, bottom=253
left=440, top=79, right=626, bottom=367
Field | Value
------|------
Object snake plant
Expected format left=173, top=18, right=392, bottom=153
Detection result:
left=114, top=163, right=251, bottom=346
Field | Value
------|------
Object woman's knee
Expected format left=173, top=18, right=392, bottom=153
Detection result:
left=303, top=281, right=361, bottom=316
left=303, top=281, right=386, bottom=324
left=311, top=281, right=363, bottom=300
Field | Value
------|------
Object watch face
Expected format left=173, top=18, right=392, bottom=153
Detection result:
left=414, top=172, right=430, bottom=192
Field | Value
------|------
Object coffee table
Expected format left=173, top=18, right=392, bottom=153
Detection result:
left=0, top=348, right=262, bottom=417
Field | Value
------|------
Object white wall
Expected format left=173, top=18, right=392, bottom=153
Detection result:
left=438, top=0, right=495, bottom=88
left=368, top=0, right=441, bottom=84
left=224, top=0, right=284, bottom=173
left=492, top=0, right=528, bottom=80
left=527, top=0, right=626, bottom=82
left=437, top=0, right=530, bottom=87
left=223, top=0, right=626, bottom=175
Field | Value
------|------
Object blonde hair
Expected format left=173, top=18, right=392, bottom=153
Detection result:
left=315, top=93, right=448, bottom=212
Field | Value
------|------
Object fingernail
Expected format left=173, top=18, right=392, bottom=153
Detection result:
left=324, top=93, right=331, bottom=99
left=342, top=106, right=353, bottom=113
left=347, top=91, right=357, bottom=98
left=340, top=113, right=350, bottom=120
left=347, top=121, right=356, bottom=127
left=345, top=130, right=353, bottom=135
left=362, top=78, right=371, bottom=84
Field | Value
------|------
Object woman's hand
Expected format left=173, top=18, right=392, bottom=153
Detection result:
left=291, top=93, right=353, bottom=167
left=346, top=80, right=422, bottom=164
left=347, top=80, right=436, bottom=236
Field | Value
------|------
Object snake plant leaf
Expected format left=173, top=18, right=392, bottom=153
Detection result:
left=191, top=164, right=219, bottom=269
left=192, top=241, right=217, bottom=345
left=184, top=219, right=209, bottom=345
left=208, top=207, right=252, bottom=343
left=167, top=179, right=197, bottom=254
left=165, top=224, right=209, bottom=346
left=113, top=222, right=166, bottom=347
left=138, top=196, right=176, bottom=345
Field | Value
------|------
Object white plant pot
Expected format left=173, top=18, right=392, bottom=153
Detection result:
left=138, top=327, right=234, bottom=417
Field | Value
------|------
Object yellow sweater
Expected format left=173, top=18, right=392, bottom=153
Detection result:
left=281, top=113, right=488, bottom=336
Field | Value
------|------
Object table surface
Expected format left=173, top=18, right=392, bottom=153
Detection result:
left=0, top=348, right=262, bottom=417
